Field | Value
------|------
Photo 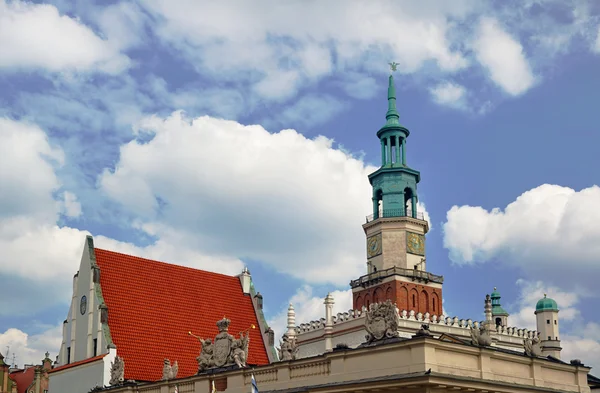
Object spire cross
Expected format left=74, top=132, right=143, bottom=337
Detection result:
left=388, top=61, right=399, bottom=73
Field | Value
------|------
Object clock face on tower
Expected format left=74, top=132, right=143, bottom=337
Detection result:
left=367, top=234, right=382, bottom=258
left=80, top=295, right=87, bottom=315
left=406, top=232, right=425, bottom=256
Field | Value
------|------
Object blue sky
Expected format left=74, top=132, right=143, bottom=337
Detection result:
left=0, top=0, right=599, bottom=372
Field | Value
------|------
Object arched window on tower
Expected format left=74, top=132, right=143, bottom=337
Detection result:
left=496, top=317, right=502, bottom=327
left=404, top=188, right=413, bottom=217
left=433, top=297, right=436, bottom=313
left=375, top=189, right=383, bottom=219
left=412, top=294, right=416, bottom=308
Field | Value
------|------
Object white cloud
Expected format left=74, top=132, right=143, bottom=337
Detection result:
left=0, top=324, right=62, bottom=367
left=473, top=17, right=536, bottom=96
left=268, top=286, right=353, bottom=340
left=0, top=0, right=129, bottom=74
left=594, top=26, right=600, bottom=53
left=443, top=184, right=600, bottom=291
left=0, top=118, right=64, bottom=222
left=429, top=81, right=467, bottom=110
left=0, top=117, right=243, bottom=316
left=100, top=112, right=432, bottom=286
left=141, top=1, right=471, bottom=101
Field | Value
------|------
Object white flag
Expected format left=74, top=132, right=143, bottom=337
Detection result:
left=251, top=374, right=259, bottom=393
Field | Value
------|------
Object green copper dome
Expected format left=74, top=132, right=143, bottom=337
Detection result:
left=490, top=287, right=509, bottom=316
left=536, top=294, right=559, bottom=312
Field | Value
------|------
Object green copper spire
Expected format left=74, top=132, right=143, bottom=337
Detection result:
left=385, top=74, right=400, bottom=127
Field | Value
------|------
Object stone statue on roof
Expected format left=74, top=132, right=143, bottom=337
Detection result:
left=109, top=356, right=125, bottom=386
left=161, top=358, right=178, bottom=380
left=277, top=333, right=299, bottom=361
left=191, top=317, right=252, bottom=373
left=364, top=300, right=400, bottom=343
left=524, top=336, right=543, bottom=357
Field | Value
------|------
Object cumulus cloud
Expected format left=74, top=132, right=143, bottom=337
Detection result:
left=100, top=112, right=432, bottom=286
left=473, top=17, right=536, bottom=95
left=0, top=117, right=243, bottom=316
left=429, top=81, right=467, bottom=110
left=268, top=286, right=353, bottom=339
left=0, top=324, right=62, bottom=367
left=141, top=1, right=471, bottom=101
left=443, top=184, right=600, bottom=291
left=0, top=0, right=129, bottom=74
left=99, top=112, right=379, bottom=285
left=595, top=26, right=600, bottom=53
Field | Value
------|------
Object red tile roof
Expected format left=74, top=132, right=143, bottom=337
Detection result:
left=9, top=367, right=34, bottom=393
left=48, top=354, right=106, bottom=374
left=94, top=249, right=269, bottom=382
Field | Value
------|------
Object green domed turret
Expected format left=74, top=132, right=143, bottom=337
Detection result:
left=491, top=287, right=508, bottom=316
left=536, top=294, right=559, bottom=313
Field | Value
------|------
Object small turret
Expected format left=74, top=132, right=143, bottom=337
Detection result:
left=535, top=294, right=562, bottom=358
left=491, top=287, right=509, bottom=327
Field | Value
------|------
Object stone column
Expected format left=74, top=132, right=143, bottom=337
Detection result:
left=386, top=138, right=391, bottom=165
left=286, top=304, right=296, bottom=339
left=402, top=138, right=406, bottom=165
left=395, top=135, right=400, bottom=165
left=411, top=195, right=417, bottom=218
left=372, top=197, right=378, bottom=219
left=380, top=138, right=385, bottom=166
left=324, top=293, right=335, bottom=352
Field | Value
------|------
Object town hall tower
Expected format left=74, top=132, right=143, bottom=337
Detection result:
left=351, top=72, right=444, bottom=316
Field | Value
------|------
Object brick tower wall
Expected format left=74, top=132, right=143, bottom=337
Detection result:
left=353, top=281, right=442, bottom=316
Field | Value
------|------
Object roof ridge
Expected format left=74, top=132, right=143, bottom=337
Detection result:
left=94, top=248, right=239, bottom=279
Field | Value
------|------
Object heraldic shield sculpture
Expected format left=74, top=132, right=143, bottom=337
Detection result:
left=364, top=299, right=400, bottom=343
left=190, top=317, right=251, bottom=373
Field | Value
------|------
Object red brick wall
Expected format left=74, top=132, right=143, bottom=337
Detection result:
left=353, top=281, right=442, bottom=316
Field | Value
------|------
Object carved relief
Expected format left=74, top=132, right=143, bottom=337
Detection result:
left=406, top=232, right=425, bottom=256
left=161, top=359, right=178, bottom=380
left=190, top=318, right=252, bottom=373
left=109, top=356, right=124, bottom=386
left=364, top=300, right=400, bottom=343
left=277, top=333, right=299, bottom=361
left=367, top=233, right=382, bottom=258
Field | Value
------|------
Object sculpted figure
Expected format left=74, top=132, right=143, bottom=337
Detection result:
left=415, top=323, right=432, bottom=337
left=162, top=358, right=178, bottom=380
left=277, top=333, right=299, bottom=361
left=109, top=356, right=125, bottom=386
left=470, top=322, right=493, bottom=347
left=364, top=300, right=400, bottom=343
left=524, top=336, right=543, bottom=357
left=196, top=338, right=215, bottom=372
left=231, top=332, right=249, bottom=368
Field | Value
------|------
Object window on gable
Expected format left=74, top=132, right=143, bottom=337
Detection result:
left=93, top=338, right=98, bottom=357
left=67, top=347, right=71, bottom=364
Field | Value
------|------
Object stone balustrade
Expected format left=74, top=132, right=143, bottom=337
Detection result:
left=100, top=337, right=591, bottom=393
left=295, top=305, right=538, bottom=340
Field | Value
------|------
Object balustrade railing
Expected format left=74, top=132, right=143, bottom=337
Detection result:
left=366, top=209, right=424, bottom=223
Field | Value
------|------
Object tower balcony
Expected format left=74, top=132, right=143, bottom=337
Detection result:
left=365, top=208, right=424, bottom=223
left=349, top=265, right=444, bottom=288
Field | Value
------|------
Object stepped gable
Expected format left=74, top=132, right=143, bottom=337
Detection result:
left=95, top=249, right=269, bottom=382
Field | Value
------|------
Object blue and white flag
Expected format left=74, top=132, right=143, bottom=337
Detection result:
left=251, top=374, right=259, bottom=393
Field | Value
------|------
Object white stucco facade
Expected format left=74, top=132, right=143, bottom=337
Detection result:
left=57, top=236, right=112, bottom=366
left=49, top=347, right=116, bottom=393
